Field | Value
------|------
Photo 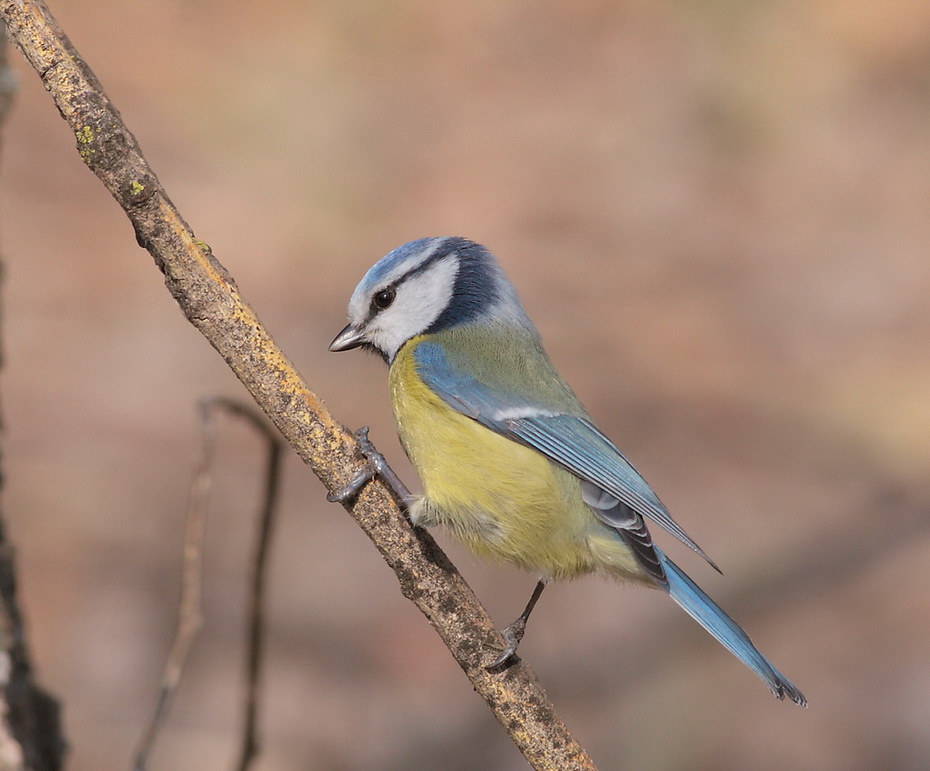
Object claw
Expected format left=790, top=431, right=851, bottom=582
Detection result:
left=327, top=427, right=385, bottom=502
left=485, top=617, right=527, bottom=671
left=327, top=427, right=413, bottom=506
left=485, top=579, right=547, bottom=672
left=327, top=465, right=375, bottom=503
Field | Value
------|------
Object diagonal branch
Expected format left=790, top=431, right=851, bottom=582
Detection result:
left=0, top=1, right=597, bottom=768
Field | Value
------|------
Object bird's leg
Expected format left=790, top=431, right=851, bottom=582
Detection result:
left=486, top=579, right=547, bottom=671
left=327, top=427, right=414, bottom=508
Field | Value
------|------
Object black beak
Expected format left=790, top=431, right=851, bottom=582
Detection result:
left=329, top=323, right=366, bottom=352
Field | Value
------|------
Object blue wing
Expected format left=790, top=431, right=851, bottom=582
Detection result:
left=414, top=340, right=718, bottom=572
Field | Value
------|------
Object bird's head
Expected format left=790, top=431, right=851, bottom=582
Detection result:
left=330, top=236, right=528, bottom=362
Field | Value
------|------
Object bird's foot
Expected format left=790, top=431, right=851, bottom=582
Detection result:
left=327, top=427, right=412, bottom=506
left=484, top=580, right=546, bottom=672
left=485, top=617, right=527, bottom=671
left=327, top=427, right=386, bottom=502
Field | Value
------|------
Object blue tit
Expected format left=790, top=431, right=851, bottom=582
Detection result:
left=330, top=236, right=806, bottom=706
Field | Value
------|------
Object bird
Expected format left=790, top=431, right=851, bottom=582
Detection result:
left=329, top=236, right=806, bottom=706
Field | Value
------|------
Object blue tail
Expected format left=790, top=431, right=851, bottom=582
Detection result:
left=660, top=552, right=807, bottom=706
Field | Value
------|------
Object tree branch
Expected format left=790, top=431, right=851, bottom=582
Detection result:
left=0, top=1, right=597, bottom=768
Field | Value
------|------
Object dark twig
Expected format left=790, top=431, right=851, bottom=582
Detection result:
left=133, top=402, right=217, bottom=770
left=0, top=19, right=66, bottom=771
left=133, top=399, right=283, bottom=771
left=209, top=400, right=284, bottom=771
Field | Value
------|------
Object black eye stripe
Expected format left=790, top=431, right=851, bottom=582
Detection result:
left=366, top=243, right=470, bottom=319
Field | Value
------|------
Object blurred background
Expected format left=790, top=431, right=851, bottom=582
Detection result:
left=3, top=1, right=930, bottom=769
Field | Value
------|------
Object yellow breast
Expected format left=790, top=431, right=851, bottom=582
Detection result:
left=389, top=337, right=642, bottom=581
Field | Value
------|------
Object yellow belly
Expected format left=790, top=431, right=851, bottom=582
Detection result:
left=390, top=338, right=644, bottom=581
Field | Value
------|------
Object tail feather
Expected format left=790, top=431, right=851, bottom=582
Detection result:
left=661, top=552, right=807, bottom=706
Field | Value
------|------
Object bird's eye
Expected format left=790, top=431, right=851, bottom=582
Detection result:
left=374, top=288, right=396, bottom=309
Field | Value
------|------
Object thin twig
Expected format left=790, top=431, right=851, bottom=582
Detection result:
left=1, top=3, right=597, bottom=769
left=133, top=402, right=217, bottom=771
left=207, top=399, right=284, bottom=771
left=133, top=398, right=283, bottom=771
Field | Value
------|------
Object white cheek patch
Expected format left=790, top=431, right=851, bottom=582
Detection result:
left=347, top=238, right=449, bottom=326
left=369, top=256, right=459, bottom=358
left=396, top=259, right=458, bottom=327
